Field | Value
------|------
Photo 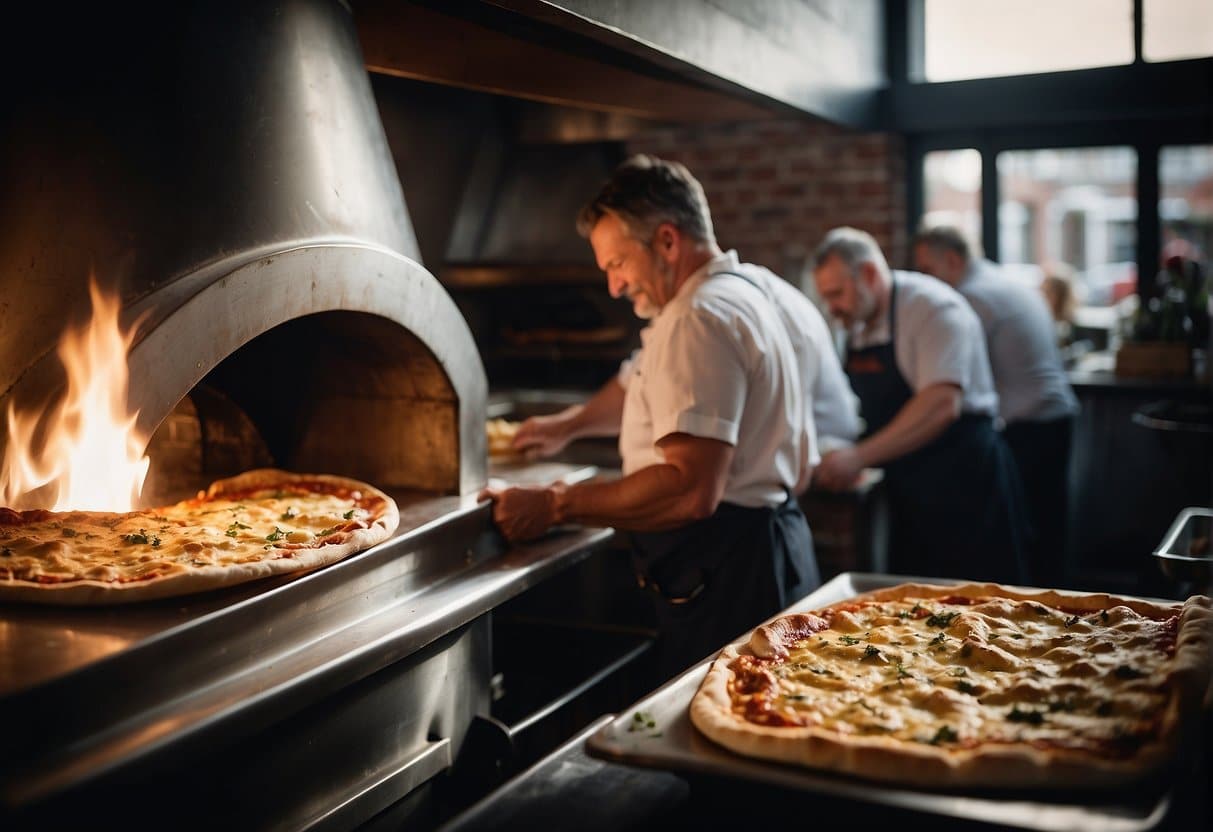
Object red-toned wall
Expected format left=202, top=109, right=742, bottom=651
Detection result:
left=626, top=118, right=908, bottom=288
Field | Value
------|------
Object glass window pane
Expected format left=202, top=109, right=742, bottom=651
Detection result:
left=1159, top=144, right=1213, bottom=289
left=922, top=149, right=982, bottom=245
left=924, top=0, right=1134, bottom=81
left=997, top=147, right=1137, bottom=305
left=1144, top=0, right=1213, bottom=62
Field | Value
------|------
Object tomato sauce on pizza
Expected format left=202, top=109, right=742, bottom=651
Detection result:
left=690, top=582, right=1212, bottom=789
left=0, top=469, right=399, bottom=605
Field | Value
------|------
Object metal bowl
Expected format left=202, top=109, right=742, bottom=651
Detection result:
left=1153, top=506, right=1213, bottom=583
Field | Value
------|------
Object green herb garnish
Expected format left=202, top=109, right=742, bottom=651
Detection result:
left=926, top=611, right=958, bottom=628
left=1064, top=614, right=1080, bottom=628
left=280, top=508, right=297, bottom=521
left=1007, top=705, right=1045, bottom=725
left=265, top=526, right=287, bottom=543
left=839, top=634, right=861, bottom=645
left=929, top=725, right=959, bottom=745
left=122, top=529, right=150, bottom=545
left=343, top=509, right=355, bottom=520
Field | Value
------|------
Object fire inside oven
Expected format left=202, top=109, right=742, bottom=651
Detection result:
left=0, top=2, right=654, bottom=827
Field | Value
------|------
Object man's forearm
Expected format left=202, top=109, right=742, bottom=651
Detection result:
left=564, top=377, right=626, bottom=439
left=552, top=464, right=715, bottom=533
left=856, top=384, right=961, bottom=468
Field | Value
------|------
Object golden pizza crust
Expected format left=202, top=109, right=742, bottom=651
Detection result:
left=0, top=469, right=399, bottom=605
left=689, top=582, right=1212, bottom=790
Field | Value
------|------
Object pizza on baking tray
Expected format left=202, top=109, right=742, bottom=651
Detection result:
left=690, top=582, right=1212, bottom=789
left=0, top=469, right=399, bottom=605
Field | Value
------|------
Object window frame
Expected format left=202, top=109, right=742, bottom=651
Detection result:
left=895, top=0, right=1213, bottom=297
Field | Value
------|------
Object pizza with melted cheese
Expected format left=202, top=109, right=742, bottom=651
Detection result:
left=0, top=469, right=399, bottom=605
left=690, top=582, right=1212, bottom=789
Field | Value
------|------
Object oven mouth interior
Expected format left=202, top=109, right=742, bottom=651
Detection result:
left=142, top=309, right=460, bottom=506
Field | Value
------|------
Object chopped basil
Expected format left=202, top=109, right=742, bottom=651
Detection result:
left=317, top=527, right=337, bottom=537
left=151, top=536, right=162, bottom=549
left=950, top=666, right=967, bottom=676
left=343, top=509, right=355, bottom=520
left=839, top=634, right=861, bottom=645
left=627, top=710, right=658, bottom=732
left=265, top=526, right=287, bottom=543
left=926, top=611, right=958, bottom=628
left=894, top=662, right=912, bottom=679
left=863, top=645, right=883, bottom=660
left=1064, top=614, right=1080, bottom=628
left=280, top=508, right=297, bottom=521
left=122, top=529, right=150, bottom=545
left=1007, top=705, right=1045, bottom=725
left=929, top=725, right=959, bottom=745
left=930, top=632, right=947, bottom=647
left=226, top=521, right=251, bottom=538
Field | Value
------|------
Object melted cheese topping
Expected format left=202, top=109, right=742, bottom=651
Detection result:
left=0, top=488, right=369, bottom=585
left=733, top=596, right=1178, bottom=756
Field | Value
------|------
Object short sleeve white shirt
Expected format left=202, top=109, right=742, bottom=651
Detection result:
left=848, top=270, right=999, bottom=417
left=617, top=255, right=806, bottom=508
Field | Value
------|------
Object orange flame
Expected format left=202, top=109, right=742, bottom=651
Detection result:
left=1, top=276, right=149, bottom=511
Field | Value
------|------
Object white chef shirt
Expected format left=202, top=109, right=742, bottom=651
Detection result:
left=848, top=270, right=1000, bottom=417
left=616, top=254, right=806, bottom=508
left=957, top=259, right=1079, bottom=424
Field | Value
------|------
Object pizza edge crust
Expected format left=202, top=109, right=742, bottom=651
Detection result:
left=689, top=583, right=1213, bottom=790
left=0, top=469, right=400, bottom=605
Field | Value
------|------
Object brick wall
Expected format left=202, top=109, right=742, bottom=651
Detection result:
left=625, top=118, right=907, bottom=290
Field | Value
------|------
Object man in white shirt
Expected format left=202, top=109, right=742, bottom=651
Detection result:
left=812, top=227, right=1027, bottom=584
left=913, top=226, right=1079, bottom=587
left=481, top=155, right=819, bottom=679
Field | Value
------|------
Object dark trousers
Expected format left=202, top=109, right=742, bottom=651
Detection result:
left=1003, top=415, right=1075, bottom=588
left=630, top=498, right=818, bottom=684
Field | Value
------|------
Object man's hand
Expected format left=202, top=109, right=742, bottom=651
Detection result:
left=478, top=483, right=563, bottom=542
left=512, top=412, right=577, bottom=459
left=814, top=446, right=865, bottom=491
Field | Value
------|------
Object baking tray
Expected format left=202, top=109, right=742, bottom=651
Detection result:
left=586, top=572, right=1198, bottom=832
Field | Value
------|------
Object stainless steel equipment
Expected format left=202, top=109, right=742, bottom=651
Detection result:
left=0, top=2, right=623, bottom=828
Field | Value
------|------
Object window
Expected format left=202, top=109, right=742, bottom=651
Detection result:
left=1159, top=144, right=1213, bottom=278
left=922, top=149, right=981, bottom=243
left=1144, top=0, right=1213, bottom=62
left=924, top=0, right=1133, bottom=82
left=997, top=147, right=1137, bottom=303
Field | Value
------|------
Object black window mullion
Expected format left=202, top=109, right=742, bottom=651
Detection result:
left=1136, top=142, right=1160, bottom=298
left=980, top=139, right=999, bottom=262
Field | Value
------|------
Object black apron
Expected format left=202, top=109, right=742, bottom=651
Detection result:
left=629, top=268, right=820, bottom=682
left=845, top=279, right=1027, bottom=585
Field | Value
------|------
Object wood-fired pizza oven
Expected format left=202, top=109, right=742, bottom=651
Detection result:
left=0, top=2, right=624, bottom=828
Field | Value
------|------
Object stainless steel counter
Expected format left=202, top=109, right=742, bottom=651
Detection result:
left=1, top=470, right=615, bottom=827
